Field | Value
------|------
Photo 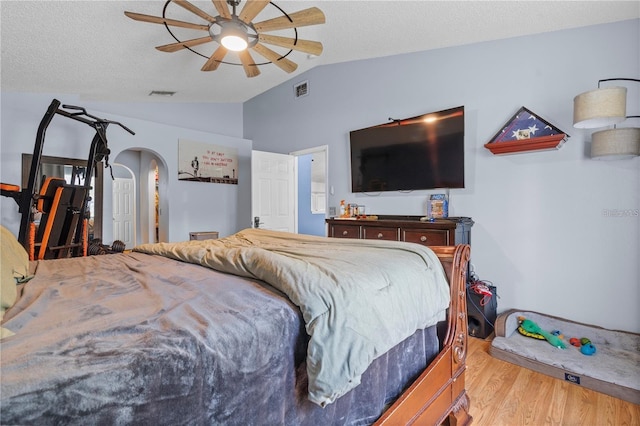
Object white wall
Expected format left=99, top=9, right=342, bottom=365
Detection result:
left=244, top=20, right=640, bottom=333
left=0, top=92, right=252, bottom=242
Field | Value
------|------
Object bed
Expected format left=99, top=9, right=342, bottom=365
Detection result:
left=0, top=227, right=472, bottom=425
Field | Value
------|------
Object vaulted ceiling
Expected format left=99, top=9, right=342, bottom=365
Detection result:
left=1, top=1, right=638, bottom=103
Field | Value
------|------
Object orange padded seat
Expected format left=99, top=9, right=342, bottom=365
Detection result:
left=0, top=183, right=20, bottom=193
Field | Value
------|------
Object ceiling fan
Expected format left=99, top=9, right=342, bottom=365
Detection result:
left=124, top=0, right=325, bottom=78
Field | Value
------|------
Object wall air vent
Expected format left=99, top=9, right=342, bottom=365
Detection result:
left=149, top=90, right=176, bottom=97
left=293, top=80, right=309, bottom=99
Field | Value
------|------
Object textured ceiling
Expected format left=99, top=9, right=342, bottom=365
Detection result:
left=1, top=1, right=638, bottom=103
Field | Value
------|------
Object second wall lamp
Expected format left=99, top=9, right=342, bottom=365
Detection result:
left=573, top=78, right=640, bottom=160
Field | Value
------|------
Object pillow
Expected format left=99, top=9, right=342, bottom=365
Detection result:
left=1, top=225, right=30, bottom=338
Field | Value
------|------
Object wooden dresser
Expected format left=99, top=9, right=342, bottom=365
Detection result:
left=326, top=215, right=473, bottom=247
left=327, top=215, right=475, bottom=342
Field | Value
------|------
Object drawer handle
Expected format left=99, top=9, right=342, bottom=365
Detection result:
left=377, top=233, right=384, bottom=239
left=420, top=236, right=427, bottom=242
left=342, top=230, right=348, bottom=236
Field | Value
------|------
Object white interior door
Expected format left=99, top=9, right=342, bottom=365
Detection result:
left=251, top=150, right=296, bottom=232
left=112, top=177, right=135, bottom=248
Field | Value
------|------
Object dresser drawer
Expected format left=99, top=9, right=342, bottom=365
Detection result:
left=331, top=224, right=360, bottom=239
left=403, top=229, right=449, bottom=246
left=362, top=226, right=400, bottom=241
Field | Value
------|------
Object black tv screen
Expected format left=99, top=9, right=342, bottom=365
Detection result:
left=349, top=106, right=465, bottom=193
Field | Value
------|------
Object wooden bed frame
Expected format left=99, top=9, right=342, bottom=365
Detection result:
left=1, top=234, right=472, bottom=424
left=376, top=244, right=472, bottom=426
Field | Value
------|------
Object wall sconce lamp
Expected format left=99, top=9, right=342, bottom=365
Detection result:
left=573, top=78, right=640, bottom=160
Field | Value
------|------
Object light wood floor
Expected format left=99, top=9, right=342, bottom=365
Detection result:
left=465, top=336, right=640, bottom=426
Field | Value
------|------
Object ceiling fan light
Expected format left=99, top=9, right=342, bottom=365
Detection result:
left=221, top=34, right=248, bottom=51
left=219, top=21, right=248, bottom=51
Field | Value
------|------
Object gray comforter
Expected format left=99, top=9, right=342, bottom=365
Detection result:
left=134, top=229, right=450, bottom=406
left=1, top=229, right=447, bottom=424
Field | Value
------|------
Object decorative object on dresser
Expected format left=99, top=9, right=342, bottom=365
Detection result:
left=484, top=106, right=569, bottom=155
left=573, top=78, right=640, bottom=160
left=427, top=193, right=449, bottom=219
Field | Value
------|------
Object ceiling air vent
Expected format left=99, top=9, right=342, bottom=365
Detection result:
left=149, top=90, right=176, bottom=97
left=293, top=80, right=309, bottom=99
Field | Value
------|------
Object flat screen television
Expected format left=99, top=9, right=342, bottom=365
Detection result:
left=349, top=106, right=465, bottom=193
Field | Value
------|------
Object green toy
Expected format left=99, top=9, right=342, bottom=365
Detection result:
left=517, top=316, right=566, bottom=349
left=517, top=320, right=545, bottom=340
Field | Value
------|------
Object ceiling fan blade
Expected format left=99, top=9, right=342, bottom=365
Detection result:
left=258, top=34, right=323, bottom=56
left=252, top=44, right=298, bottom=74
left=124, top=11, right=209, bottom=31
left=174, top=0, right=217, bottom=23
left=211, top=0, right=232, bottom=19
left=238, top=0, right=270, bottom=24
left=238, top=50, right=261, bottom=78
left=156, top=36, right=213, bottom=53
left=253, top=7, right=325, bottom=32
left=201, top=46, right=228, bottom=71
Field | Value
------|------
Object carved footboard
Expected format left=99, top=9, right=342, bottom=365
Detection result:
left=375, top=244, right=472, bottom=426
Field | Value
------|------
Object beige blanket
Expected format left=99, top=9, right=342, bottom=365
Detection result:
left=134, top=228, right=451, bottom=406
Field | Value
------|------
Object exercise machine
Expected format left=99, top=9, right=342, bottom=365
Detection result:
left=1, top=99, right=134, bottom=260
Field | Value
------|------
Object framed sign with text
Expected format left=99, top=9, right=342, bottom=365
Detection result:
left=178, top=139, right=238, bottom=184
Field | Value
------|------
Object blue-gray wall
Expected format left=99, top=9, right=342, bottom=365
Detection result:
left=244, top=20, right=640, bottom=333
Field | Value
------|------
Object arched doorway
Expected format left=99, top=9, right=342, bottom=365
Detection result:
left=112, top=149, right=169, bottom=245
left=111, top=163, right=136, bottom=249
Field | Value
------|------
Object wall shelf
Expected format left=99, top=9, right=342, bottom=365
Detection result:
left=485, top=106, right=569, bottom=155
left=484, top=134, right=568, bottom=155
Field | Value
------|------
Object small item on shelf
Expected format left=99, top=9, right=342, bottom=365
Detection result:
left=427, top=194, right=449, bottom=219
left=337, top=202, right=369, bottom=219
left=338, top=201, right=361, bottom=219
